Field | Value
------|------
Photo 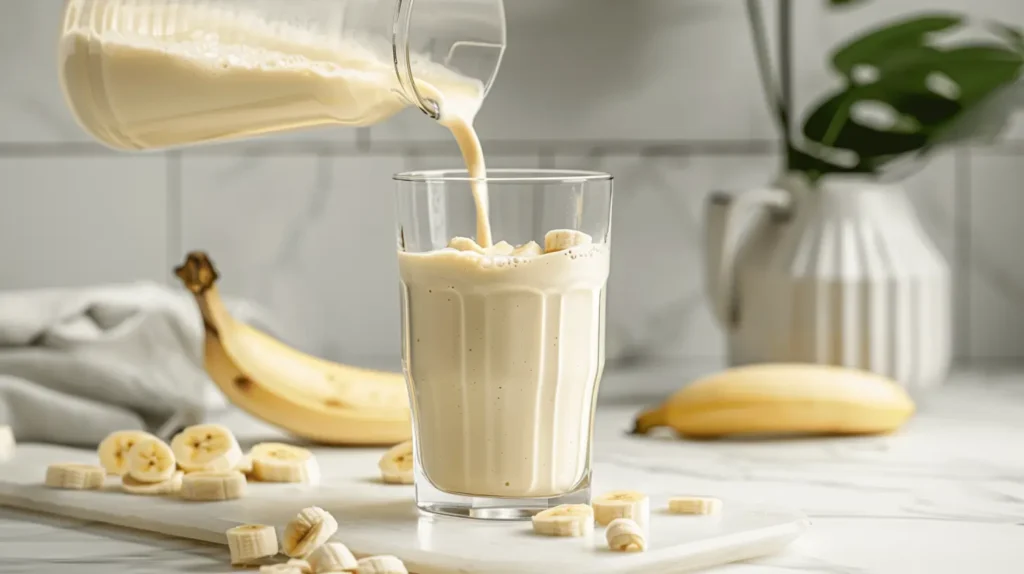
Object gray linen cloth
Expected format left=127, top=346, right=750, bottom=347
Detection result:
left=0, top=282, right=282, bottom=447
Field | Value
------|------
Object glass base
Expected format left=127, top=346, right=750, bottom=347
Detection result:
left=414, top=467, right=591, bottom=521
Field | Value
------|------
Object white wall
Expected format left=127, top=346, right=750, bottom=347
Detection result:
left=2, top=1, right=1022, bottom=380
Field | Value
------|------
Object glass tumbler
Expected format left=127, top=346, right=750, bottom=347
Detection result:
left=393, top=169, right=613, bottom=520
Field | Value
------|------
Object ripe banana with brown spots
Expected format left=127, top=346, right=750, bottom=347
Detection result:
left=174, top=252, right=410, bottom=446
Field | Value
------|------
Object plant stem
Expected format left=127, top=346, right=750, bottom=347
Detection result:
left=744, top=0, right=791, bottom=168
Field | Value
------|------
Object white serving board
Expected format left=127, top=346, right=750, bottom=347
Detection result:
left=0, top=444, right=808, bottom=574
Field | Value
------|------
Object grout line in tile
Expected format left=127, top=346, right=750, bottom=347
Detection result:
left=0, top=142, right=117, bottom=157
left=316, top=152, right=337, bottom=360
left=2, top=140, right=1024, bottom=158
left=955, top=149, right=972, bottom=360
left=356, top=128, right=372, bottom=153
left=318, top=150, right=335, bottom=191
left=165, top=151, right=183, bottom=287
left=539, top=149, right=556, bottom=168
left=0, top=140, right=782, bottom=158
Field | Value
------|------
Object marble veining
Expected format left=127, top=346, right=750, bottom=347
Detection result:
left=2, top=366, right=1023, bottom=573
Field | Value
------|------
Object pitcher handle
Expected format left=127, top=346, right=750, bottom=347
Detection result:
left=705, top=187, right=791, bottom=329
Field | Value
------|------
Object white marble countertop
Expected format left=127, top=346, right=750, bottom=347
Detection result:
left=3, top=363, right=1024, bottom=573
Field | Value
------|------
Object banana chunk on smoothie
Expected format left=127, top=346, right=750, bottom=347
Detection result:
left=486, top=241, right=515, bottom=256
left=511, top=241, right=543, bottom=257
left=448, top=236, right=486, bottom=253
left=544, top=229, right=593, bottom=253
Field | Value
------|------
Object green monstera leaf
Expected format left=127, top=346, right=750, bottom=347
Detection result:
left=830, top=15, right=963, bottom=78
left=796, top=13, right=1024, bottom=178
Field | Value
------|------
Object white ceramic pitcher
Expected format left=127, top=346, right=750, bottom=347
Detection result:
left=704, top=173, right=952, bottom=389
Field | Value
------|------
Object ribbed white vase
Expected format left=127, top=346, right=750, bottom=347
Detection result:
left=705, top=176, right=952, bottom=390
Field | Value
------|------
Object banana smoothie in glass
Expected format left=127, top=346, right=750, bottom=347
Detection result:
left=394, top=169, right=613, bottom=519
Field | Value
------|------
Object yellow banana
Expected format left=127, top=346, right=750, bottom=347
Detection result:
left=174, top=252, right=411, bottom=446
left=633, top=363, right=915, bottom=439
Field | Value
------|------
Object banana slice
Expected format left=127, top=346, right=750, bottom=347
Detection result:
left=250, top=443, right=320, bottom=484
left=378, top=441, right=414, bottom=485
left=122, top=471, right=184, bottom=495
left=592, top=490, right=650, bottom=526
left=606, top=518, right=646, bottom=552
left=286, top=559, right=313, bottom=574
left=309, top=542, right=358, bottom=573
left=668, top=496, right=722, bottom=515
left=260, top=561, right=313, bottom=574
left=448, top=236, right=485, bottom=253
left=97, top=430, right=157, bottom=476
left=486, top=240, right=515, bottom=256
left=260, top=565, right=303, bottom=574
left=227, top=524, right=280, bottom=565
left=0, top=425, right=14, bottom=462
left=236, top=454, right=254, bottom=475
left=171, top=423, right=243, bottom=473
left=531, top=504, right=594, bottom=537
left=44, top=464, right=106, bottom=490
left=511, top=241, right=542, bottom=257
left=126, top=437, right=177, bottom=483
left=544, top=229, right=593, bottom=253
left=181, top=471, right=247, bottom=501
left=282, top=506, right=338, bottom=558
left=356, top=555, right=408, bottom=574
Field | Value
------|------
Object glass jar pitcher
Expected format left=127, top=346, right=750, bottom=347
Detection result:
left=58, top=0, right=506, bottom=150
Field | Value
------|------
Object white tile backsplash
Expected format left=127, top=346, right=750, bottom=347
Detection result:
left=179, top=153, right=395, bottom=360
left=0, top=157, right=169, bottom=288
left=0, top=0, right=1022, bottom=376
left=370, top=0, right=778, bottom=144
left=0, top=0, right=88, bottom=143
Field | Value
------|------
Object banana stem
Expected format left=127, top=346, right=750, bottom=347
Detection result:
left=631, top=407, right=666, bottom=435
left=174, top=252, right=219, bottom=294
left=174, top=252, right=232, bottom=332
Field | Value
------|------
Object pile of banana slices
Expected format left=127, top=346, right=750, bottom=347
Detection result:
left=37, top=420, right=725, bottom=563
left=43, top=424, right=323, bottom=499
left=43, top=421, right=416, bottom=497
left=532, top=490, right=724, bottom=553
left=228, top=506, right=409, bottom=573
left=38, top=419, right=414, bottom=572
